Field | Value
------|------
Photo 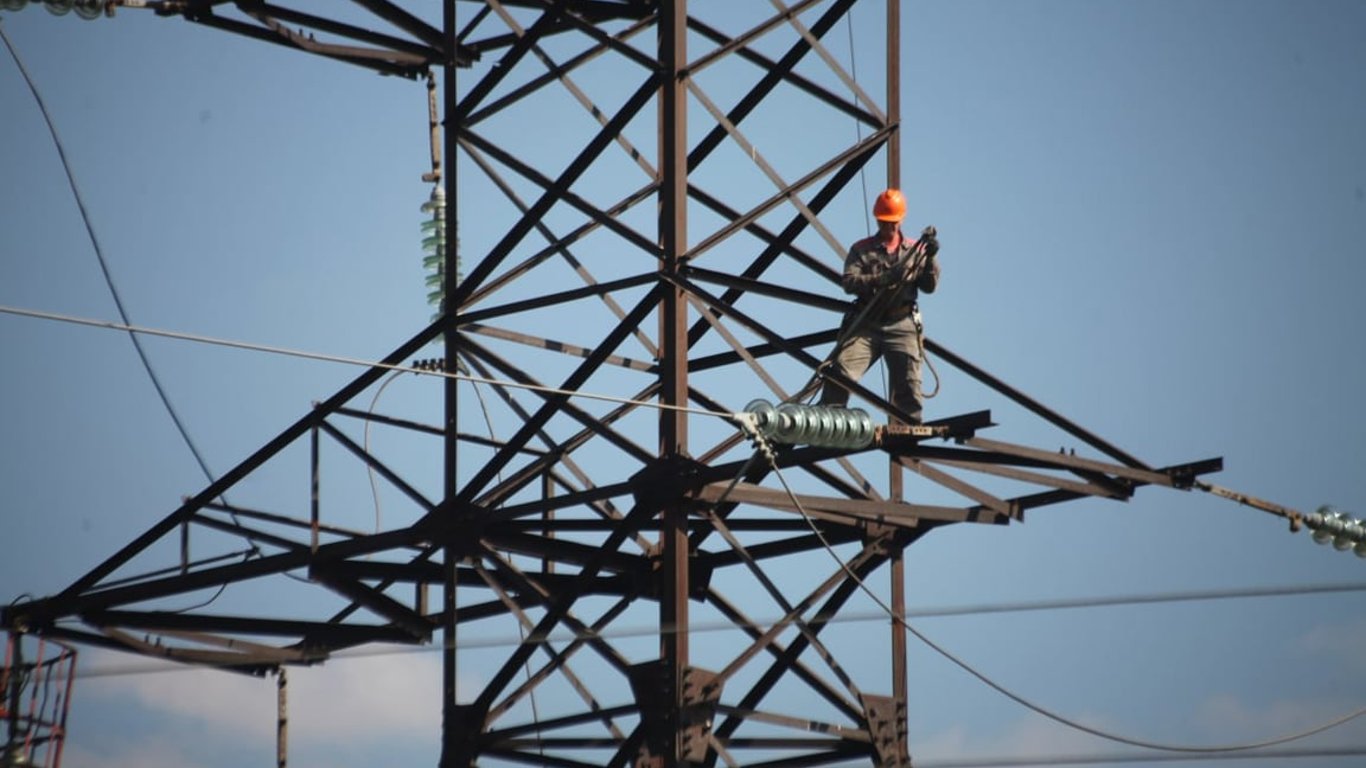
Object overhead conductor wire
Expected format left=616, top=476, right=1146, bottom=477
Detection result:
left=742, top=426, right=1366, bottom=754
left=1, top=23, right=221, bottom=502
left=0, top=303, right=733, bottom=420
left=0, top=24, right=297, bottom=600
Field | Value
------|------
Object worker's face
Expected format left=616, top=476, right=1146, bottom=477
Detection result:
left=877, top=219, right=899, bottom=238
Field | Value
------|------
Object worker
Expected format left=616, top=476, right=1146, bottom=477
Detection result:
left=818, top=188, right=940, bottom=424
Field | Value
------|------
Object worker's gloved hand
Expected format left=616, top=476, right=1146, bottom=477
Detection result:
left=921, top=225, right=939, bottom=257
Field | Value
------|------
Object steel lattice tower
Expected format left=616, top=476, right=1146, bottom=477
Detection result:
left=2, top=3, right=1221, bottom=766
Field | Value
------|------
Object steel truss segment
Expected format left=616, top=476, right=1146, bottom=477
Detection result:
left=0, top=4, right=1244, bottom=767
left=457, top=128, right=662, bottom=256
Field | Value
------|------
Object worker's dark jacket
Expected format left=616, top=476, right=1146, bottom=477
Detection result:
left=840, top=232, right=939, bottom=322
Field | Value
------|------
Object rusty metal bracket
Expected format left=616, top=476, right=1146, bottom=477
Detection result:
left=862, top=693, right=910, bottom=767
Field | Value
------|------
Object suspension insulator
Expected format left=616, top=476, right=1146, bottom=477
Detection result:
left=743, top=399, right=874, bottom=449
left=421, top=186, right=448, bottom=320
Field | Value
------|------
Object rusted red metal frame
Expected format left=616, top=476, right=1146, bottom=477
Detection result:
left=0, top=4, right=1238, bottom=766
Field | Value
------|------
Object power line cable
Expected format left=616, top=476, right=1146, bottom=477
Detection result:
left=0, top=302, right=733, bottom=420
left=0, top=23, right=310, bottom=598
left=1, top=21, right=222, bottom=503
left=749, top=433, right=1366, bottom=755
left=54, top=579, right=1366, bottom=680
left=914, top=746, right=1366, bottom=767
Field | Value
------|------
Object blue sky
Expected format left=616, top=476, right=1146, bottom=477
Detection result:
left=2, top=1, right=1365, bottom=767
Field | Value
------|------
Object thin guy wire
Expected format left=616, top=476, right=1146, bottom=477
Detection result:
left=1, top=22, right=222, bottom=502
left=0, top=303, right=734, bottom=421
left=845, top=8, right=870, bottom=238
left=0, top=24, right=302, bottom=593
left=753, top=435, right=1366, bottom=755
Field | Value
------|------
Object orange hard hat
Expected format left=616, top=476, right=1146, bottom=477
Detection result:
left=872, top=188, right=907, bottom=222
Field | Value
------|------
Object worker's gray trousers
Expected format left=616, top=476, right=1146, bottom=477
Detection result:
left=817, top=314, right=923, bottom=423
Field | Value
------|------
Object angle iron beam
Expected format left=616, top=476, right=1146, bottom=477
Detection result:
left=185, top=10, right=425, bottom=78
left=204, top=501, right=428, bottom=544
left=686, top=0, right=858, bottom=172
left=696, top=482, right=967, bottom=527
left=38, top=319, right=439, bottom=606
left=705, top=589, right=862, bottom=723
left=331, top=405, right=446, bottom=438
left=479, top=549, right=633, bottom=674
left=318, top=419, right=438, bottom=512
left=683, top=136, right=880, bottom=351
left=462, top=323, right=655, bottom=372
left=349, top=0, right=450, bottom=57
left=465, top=14, right=656, bottom=125
left=480, top=530, right=643, bottom=574
left=922, top=457, right=1129, bottom=501
left=924, top=337, right=1151, bottom=470
left=23, top=526, right=424, bottom=623
left=472, top=559, right=630, bottom=741
left=311, top=575, right=434, bottom=640
left=897, top=459, right=1013, bottom=518
left=685, top=127, right=893, bottom=263
left=689, top=185, right=841, bottom=283
left=456, top=334, right=656, bottom=469
left=703, top=513, right=866, bottom=711
left=458, top=129, right=661, bottom=257
left=472, top=500, right=655, bottom=713
left=454, top=5, right=558, bottom=124
left=458, top=272, right=656, bottom=324
left=713, top=535, right=895, bottom=688
left=451, top=71, right=660, bottom=306
left=485, top=591, right=638, bottom=726
left=489, top=480, right=637, bottom=522
left=684, top=0, right=831, bottom=78
left=688, top=329, right=838, bottom=373
left=710, top=704, right=871, bottom=744
left=458, top=140, right=658, bottom=354
left=80, top=610, right=417, bottom=645
left=460, top=184, right=657, bottom=309
left=455, top=286, right=662, bottom=503
left=711, top=534, right=893, bottom=746
left=685, top=265, right=848, bottom=313
left=484, top=704, right=638, bottom=741
left=456, top=351, right=655, bottom=558
left=964, top=436, right=1177, bottom=488
left=248, top=1, right=444, bottom=62
left=687, top=17, right=881, bottom=129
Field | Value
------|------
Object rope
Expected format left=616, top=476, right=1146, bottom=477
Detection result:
left=748, top=432, right=1366, bottom=754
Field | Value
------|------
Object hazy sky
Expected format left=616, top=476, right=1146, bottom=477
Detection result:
left=2, top=2, right=1365, bottom=767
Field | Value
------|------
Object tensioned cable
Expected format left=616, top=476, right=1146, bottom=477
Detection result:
left=0, top=303, right=733, bottom=420
left=916, top=746, right=1366, bottom=767
left=55, top=579, right=1366, bottom=680
left=1, top=22, right=222, bottom=501
left=749, top=433, right=1366, bottom=754
left=0, top=24, right=312, bottom=597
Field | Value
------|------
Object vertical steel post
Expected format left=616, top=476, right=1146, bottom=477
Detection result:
left=658, top=1, right=690, bottom=764
left=886, top=2, right=910, bottom=765
left=277, top=668, right=288, bottom=768
left=440, top=0, right=461, bottom=764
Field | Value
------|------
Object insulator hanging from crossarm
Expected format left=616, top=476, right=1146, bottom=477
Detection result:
left=420, top=185, right=447, bottom=321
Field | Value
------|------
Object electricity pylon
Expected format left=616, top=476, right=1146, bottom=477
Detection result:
left=2, top=3, right=1222, bottom=766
